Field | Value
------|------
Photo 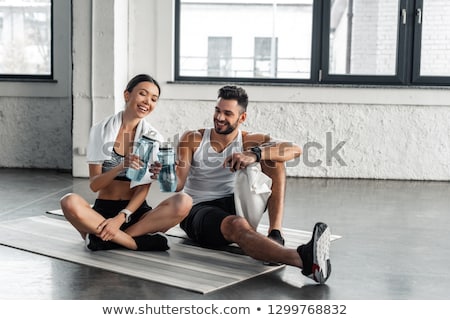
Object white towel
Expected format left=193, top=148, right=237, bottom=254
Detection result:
left=234, top=163, right=272, bottom=229
left=86, top=111, right=164, bottom=188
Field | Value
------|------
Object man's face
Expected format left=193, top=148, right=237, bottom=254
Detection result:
left=213, top=98, right=246, bottom=135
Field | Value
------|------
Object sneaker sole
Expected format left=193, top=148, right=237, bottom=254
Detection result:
left=311, top=223, right=331, bottom=284
left=85, top=234, right=91, bottom=250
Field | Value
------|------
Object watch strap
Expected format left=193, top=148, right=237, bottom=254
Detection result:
left=250, top=146, right=262, bottom=162
left=119, top=209, right=133, bottom=223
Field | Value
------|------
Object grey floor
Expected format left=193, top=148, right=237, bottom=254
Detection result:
left=1, top=168, right=449, bottom=300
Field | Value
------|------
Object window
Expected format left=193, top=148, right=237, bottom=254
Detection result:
left=175, top=0, right=450, bottom=86
left=418, top=2, right=450, bottom=76
left=0, top=0, right=52, bottom=78
left=328, top=0, right=399, bottom=76
left=412, top=0, right=450, bottom=83
left=322, top=0, right=403, bottom=84
left=176, top=0, right=313, bottom=82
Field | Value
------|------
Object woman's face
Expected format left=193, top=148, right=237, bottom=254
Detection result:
left=124, top=81, right=160, bottom=118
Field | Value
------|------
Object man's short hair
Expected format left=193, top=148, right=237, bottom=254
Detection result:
left=218, top=85, right=248, bottom=111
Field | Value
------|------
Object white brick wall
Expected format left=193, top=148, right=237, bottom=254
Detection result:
left=149, top=96, right=450, bottom=181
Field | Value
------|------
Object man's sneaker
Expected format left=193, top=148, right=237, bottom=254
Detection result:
left=85, top=234, right=121, bottom=251
left=267, top=229, right=285, bottom=246
left=297, top=222, right=331, bottom=284
left=133, top=233, right=170, bottom=251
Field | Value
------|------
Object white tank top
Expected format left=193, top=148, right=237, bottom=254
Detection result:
left=183, top=128, right=243, bottom=205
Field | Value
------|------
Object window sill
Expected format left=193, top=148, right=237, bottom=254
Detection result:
left=0, top=77, right=57, bottom=83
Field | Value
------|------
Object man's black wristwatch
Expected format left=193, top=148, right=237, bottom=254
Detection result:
left=250, top=146, right=262, bottom=162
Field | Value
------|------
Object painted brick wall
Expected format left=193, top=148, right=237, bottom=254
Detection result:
left=0, top=97, right=72, bottom=169
left=149, top=98, right=450, bottom=181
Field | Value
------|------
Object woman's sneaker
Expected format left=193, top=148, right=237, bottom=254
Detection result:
left=297, top=222, right=331, bottom=284
left=85, top=234, right=121, bottom=251
left=133, top=233, right=170, bottom=251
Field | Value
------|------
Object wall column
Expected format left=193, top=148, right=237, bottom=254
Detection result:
left=72, top=0, right=129, bottom=177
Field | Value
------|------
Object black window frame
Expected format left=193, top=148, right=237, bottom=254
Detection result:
left=0, top=0, right=54, bottom=81
left=174, top=0, right=450, bottom=86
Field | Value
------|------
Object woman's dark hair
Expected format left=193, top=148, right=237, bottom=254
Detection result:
left=218, top=85, right=248, bottom=111
left=125, top=74, right=161, bottom=96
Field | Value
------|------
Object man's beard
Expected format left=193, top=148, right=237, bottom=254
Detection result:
left=214, top=119, right=239, bottom=135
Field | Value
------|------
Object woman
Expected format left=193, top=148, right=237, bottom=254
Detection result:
left=60, top=74, right=192, bottom=251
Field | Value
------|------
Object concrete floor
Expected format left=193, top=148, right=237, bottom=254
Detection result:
left=1, top=168, right=449, bottom=300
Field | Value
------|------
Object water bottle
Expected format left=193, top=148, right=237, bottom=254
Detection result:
left=157, top=142, right=177, bottom=192
left=126, top=134, right=156, bottom=181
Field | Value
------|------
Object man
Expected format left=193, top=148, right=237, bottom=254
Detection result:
left=175, top=85, right=332, bottom=284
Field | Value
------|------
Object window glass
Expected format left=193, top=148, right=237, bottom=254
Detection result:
left=329, top=0, right=399, bottom=76
left=254, top=37, right=278, bottom=77
left=178, top=0, right=313, bottom=79
left=208, top=36, right=232, bottom=77
left=419, top=1, right=450, bottom=76
left=0, top=0, right=51, bottom=76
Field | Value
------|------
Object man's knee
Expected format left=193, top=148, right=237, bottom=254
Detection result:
left=220, top=215, right=252, bottom=242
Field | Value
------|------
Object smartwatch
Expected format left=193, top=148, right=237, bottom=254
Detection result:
left=250, top=146, right=262, bottom=162
left=119, top=209, right=133, bottom=223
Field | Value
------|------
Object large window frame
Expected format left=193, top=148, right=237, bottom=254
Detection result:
left=0, top=0, right=70, bottom=98
left=0, top=0, right=53, bottom=81
left=175, top=0, right=450, bottom=86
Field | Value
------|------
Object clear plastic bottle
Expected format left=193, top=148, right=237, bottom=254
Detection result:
left=126, top=134, right=156, bottom=182
left=157, top=142, right=177, bottom=192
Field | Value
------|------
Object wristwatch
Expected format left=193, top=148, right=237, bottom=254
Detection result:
left=119, top=209, right=133, bottom=223
left=250, top=146, right=262, bottom=162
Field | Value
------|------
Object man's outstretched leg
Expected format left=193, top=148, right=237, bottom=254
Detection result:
left=221, top=215, right=332, bottom=284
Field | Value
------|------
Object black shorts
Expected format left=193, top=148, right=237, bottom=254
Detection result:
left=92, top=199, right=152, bottom=230
left=180, top=195, right=236, bottom=248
